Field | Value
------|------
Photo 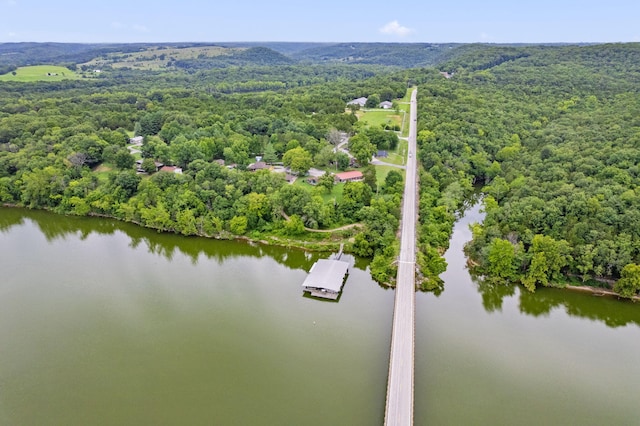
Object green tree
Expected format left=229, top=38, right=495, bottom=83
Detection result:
left=262, top=143, right=278, bottom=164
left=114, top=149, right=135, bottom=170
left=229, top=215, right=248, bottom=235
left=171, top=136, right=203, bottom=169
left=522, top=235, right=571, bottom=291
left=339, top=181, right=372, bottom=220
left=614, top=264, right=640, bottom=298
left=486, top=238, right=517, bottom=281
left=318, top=172, right=334, bottom=193
left=362, top=165, right=377, bottom=192
left=348, top=134, right=376, bottom=166
left=365, top=94, right=381, bottom=108
left=140, top=158, right=157, bottom=174
left=282, top=147, right=312, bottom=175
left=336, top=152, right=350, bottom=170
left=21, top=166, right=66, bottom=208
left=314, top=145, right=335, bottom=168
left=138, top=111, right=164, bottom=136
left=284, top=214, right=305, bottom=235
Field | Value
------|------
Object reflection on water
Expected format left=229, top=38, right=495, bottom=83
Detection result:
left=451, top=201, right=640, bottom=328
left=0, top=207, right=393, bottom=426
left=416, top=198, right=640, bottom=426
left=0, top=207, right=320, bottom=271
left=3, top=201, right=640, bottom=425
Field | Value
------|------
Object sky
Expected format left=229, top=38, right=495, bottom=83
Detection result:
left=1, top=0, right=639, bottom=44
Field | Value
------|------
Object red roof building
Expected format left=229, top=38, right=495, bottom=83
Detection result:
left=334, top=171, right=363, bottom=183
left=159, top=166, right=183, bottom=174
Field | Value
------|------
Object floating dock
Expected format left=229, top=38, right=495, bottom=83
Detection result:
left=301, top=245, right=349, bottom=300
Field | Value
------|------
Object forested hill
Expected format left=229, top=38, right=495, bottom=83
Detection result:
left=2, top=41, right=621, bottom=70
left=413, top=42, right=640, bottom=296
left=291, top=43, right=460, bottom=67
left=0, top=41, right=469, bottom=69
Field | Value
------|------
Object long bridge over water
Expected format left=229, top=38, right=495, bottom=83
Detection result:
left=384, top=88, right=418, bottom=426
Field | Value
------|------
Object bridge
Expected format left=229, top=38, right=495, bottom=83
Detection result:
left=384, top=88, right=418, bottom=426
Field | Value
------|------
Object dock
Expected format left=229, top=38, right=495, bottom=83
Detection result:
left=301, top=245, right=349, bottom=300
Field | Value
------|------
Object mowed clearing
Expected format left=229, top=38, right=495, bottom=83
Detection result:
left=82, top=45, right=242, bottom=70
left=0, top=65, right=80, bottom=82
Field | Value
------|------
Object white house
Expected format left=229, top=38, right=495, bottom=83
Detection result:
left=347, top=97, right=367, bottom=108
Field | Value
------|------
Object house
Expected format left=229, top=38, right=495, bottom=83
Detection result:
left=307, top=177, right=319, bottom=185
left=213, top=159, right=225, bottom=166
left=347, top=97, right=367, bottom=108
left=129, top=136, right=143, bottom=145
left=135, top=160, right=164, bottom=173
left=377, top=150, right=388, bottom=158
left=334, top=170, right=363, bottom=183
left=160, top=165, right=183, bottom=174
left=379, top=101, right=393, bottom=109
left=440, top=71, right=453, bottom=79
left=247, top=161, right=270, bottom=171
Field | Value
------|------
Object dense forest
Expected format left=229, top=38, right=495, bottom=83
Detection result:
left=0, top=42, right=459, bottom=69
left=414, top=43, right=640, bottom=297
left=2, top=41, right=640, bottom=297
left=0, top=46, right=412, bottom=283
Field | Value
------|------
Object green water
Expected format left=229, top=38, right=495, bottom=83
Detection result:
left=416, top=205, right=640, bottom=425
left=1, top=207, right=639, bottom=425
left=0, top=209, right=393, bottom=425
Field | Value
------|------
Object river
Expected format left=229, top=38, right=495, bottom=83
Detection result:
left=1, top=206, right=639, bottom=425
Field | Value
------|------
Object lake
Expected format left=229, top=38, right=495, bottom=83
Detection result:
left=1, top=206, right=639, bottom=425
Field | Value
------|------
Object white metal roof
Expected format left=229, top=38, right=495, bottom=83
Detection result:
left=302, top=259, right=349, bottom=293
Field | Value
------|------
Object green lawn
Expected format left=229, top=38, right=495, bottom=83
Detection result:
left=0, top=65, right=80, bottom=82
left=292, top=173, right=345, bottom=204
left=401, top=87, right=414, bottom=103
left=381, top=139, right=408, bottom=166
left=92, top=164, right=116, bottom=184
left=356, top=109, right=404, bottom=129
left=374, top=165, right=405, bottom=189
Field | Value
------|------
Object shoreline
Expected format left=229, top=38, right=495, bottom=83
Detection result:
left=0, top=203, right=348, bottom=254
left=565, top=284, right=640, bottom=301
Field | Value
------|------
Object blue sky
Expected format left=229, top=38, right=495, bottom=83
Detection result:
left=1, top=0, right=639, bottom=43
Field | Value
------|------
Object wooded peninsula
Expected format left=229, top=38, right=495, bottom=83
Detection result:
left=1, top=42, right=639, bottom=298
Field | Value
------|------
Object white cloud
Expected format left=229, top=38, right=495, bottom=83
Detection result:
left=7, top=31, right=17, bottom=37
left=3, top=0, right=18, bottom=5
left=132, top=24, right=149, bottom=33
left=111, top=21, right=124, bottom=29
left=379, top=20, right=413, bottom=37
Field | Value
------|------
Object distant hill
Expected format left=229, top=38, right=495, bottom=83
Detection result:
left=171, top=46, right=294, bottom=69
left=1, top=41, right=626, bottom=71
left=0, top=42, right=152, bottom=66
left=0, top=41, right=463, bottom=69
left=291, top=43, right=461, bottom=67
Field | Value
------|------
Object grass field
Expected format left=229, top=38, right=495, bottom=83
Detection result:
left=374, top=165, right=405, bottom=189
left=0, top=65, right=80, bottom=82
left=381, top=139, right=408, bottom=166
left=356, top=109, right=404, bottom=129
left=82, top=45, right=239, bottom=70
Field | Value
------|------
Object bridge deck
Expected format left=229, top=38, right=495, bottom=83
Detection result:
left=384, top=88, right=418, bottom=426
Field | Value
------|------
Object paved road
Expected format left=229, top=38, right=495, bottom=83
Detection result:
left=384, top=88, right=418, bottom=426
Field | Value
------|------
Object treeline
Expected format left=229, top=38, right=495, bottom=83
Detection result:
left=413, top=42, right=640, bottom=297
left=0, top=62, right=408, bottom=282
left=172, top=47, right=294, bottom=70
left=292, top=42, right=461, bottom=68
